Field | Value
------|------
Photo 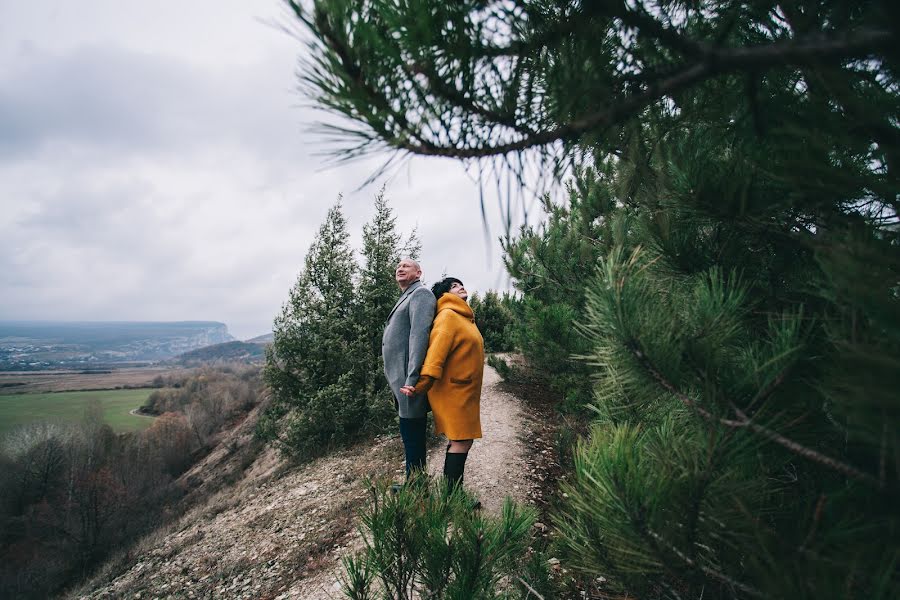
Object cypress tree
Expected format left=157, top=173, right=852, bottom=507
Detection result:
left=356, top=188, right=421, bottom=422
left=262, top=193, right=420, bottom=456
left=263, top=201, right=360, bottom=454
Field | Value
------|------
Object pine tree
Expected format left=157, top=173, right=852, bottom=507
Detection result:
left=263, top=201, right=361, bottom=455
left=262, top=193, right=421, bottom=456
left=341, top=476, right=549, bottom=600
left=503, top=169, right=624, bottom=408
left=468, top=290, right=518, bottom=353
left=288, top=1, right=899, bottom=597
left=356, top=188, right=421, bottom=423
left=552, top=115, right=899, bottom=598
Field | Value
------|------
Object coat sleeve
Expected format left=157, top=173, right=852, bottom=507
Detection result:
left=419, top=316, right=455, bottom=381
left=404, top=287, right=436, bottom=387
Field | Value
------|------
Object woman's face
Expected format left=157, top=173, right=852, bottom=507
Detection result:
left=449, top=281, right=468, bottom=300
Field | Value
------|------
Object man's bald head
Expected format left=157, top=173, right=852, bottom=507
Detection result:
left=395, top=258, right=422, bottom=290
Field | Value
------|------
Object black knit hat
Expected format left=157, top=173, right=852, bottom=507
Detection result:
left=431, top=277, right=463, bottom=298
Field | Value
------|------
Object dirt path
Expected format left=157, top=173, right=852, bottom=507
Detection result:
left=426, top=365, right=529, bottom=511
left=75, top=363, right=542, bottom=600
left=128, top=408, right=157, bottom=419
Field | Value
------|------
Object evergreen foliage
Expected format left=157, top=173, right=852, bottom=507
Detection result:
left=289, top=0, right=899, bottom=597
left=553, top=131, right=900, bottom=598
left=287, top=0, right=893, bottom=177
left=262, top=195, right=420, bottom=457
left=356, top=189, right=421, bottom=412
left=467, top=290, right=519, bottom=353
left=503, top=171, right=623, bottom=409
left=341, top=476, right=552, bottom=599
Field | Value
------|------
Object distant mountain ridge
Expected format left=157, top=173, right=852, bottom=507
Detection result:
left=245, top=332, right=273, bottom=344
left=173, top=341, right=265, bottom=365
left=0, top=321, right=234, bottom=370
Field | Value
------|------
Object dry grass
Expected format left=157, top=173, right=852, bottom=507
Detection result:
left=0, top=366, right=190, bottom=394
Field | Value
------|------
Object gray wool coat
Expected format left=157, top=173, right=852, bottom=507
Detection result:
left=382, top=280, right=436, bottom=418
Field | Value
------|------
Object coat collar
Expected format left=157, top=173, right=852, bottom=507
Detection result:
left=386, top=279, right=423, bottom=321
left=437, top=293, right=474, bottom=321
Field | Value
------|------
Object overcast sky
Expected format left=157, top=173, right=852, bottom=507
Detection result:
left=0, top=1, right=537, bottom=339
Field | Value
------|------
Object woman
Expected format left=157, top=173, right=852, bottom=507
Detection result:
left=400, top=277, right=484, bottom=491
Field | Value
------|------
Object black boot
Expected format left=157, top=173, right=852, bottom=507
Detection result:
left=399, top=417, right=427, bottom=480
left=443, top=449, right=468, bottom=491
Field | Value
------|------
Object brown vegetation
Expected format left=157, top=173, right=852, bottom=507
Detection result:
left=72, top=434, right=403, bottom=600
left=143, top=366, right=260, bottom=450
left=0, top=364, right=264, bottom=599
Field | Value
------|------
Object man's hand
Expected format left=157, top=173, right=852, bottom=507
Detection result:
left=399, top=385, right=416, bottom=397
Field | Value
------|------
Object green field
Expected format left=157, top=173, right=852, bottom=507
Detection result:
left=0, top=389, right=157, bottom=437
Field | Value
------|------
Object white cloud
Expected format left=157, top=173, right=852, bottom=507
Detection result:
left=0, top=1, right=535, bottom=339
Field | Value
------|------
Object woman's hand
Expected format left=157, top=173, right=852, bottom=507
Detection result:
left=400, top=376, right=435, bottom=396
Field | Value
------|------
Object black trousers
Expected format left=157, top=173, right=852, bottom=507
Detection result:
left=399, top=416, right=427, bottom=478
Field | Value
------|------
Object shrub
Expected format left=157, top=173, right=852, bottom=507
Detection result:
left=142, top=366, right=262, bottom=447
left=342, top=476, right=553, bottom=599
left=469, top=291, right=519, bottom=353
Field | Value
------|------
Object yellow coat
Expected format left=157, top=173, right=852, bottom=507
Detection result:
left=417, top=294, right=484, bottom=440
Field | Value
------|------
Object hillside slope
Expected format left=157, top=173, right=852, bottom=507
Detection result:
left=72, top=364, right=556, bottom=599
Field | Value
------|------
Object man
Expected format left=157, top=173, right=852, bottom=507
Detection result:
left=382, top=258, right=436, bottom=480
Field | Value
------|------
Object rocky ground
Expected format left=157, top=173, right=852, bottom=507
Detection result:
left=71, top=362, right=560, bottom=600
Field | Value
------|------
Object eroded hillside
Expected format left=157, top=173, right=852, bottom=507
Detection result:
left=71, top=365, right=559, bottom=599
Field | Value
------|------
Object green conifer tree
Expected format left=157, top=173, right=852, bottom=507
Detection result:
left=468, top=290, right=517, bottom=353
left=503, top=169, right=624, bottom=408
left=356, top=188, right=421, bottom=423
left=262, top=192, right=421, bottom=456
left=263, top=201, right=361, bottom=454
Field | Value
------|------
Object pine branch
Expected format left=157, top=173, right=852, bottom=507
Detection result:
left=626, top=341, right=887, bottom=490
left=800, top=493, right=827, bottom=549
left=473, top=6, right=594, bottom=58
left=645, top=527, right=764, bottom=598
left=614, top=2, right=709, bottom=59
left=407, top=61, right=538, bottom=138
left=475, top=1, right=707, bottom=60
left=627, top=342, right=742, bottom=425
left=372, top=28, right=894, bottom=159
left=744, top=367, right=790, bottom=414
left=290, top=1, right=439, bottom=154
left=515, top=576, right=546, bottom=600
left=731, top=404, right=884, bottom=490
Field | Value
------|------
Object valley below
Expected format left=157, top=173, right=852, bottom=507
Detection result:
left=0, top=321, right=235, bottom=370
